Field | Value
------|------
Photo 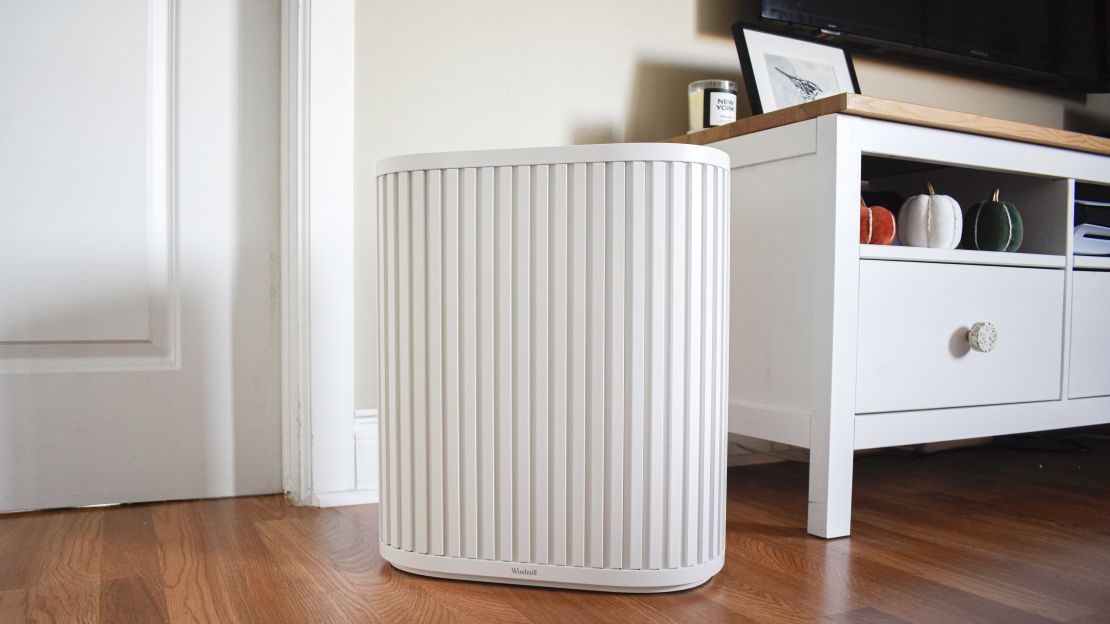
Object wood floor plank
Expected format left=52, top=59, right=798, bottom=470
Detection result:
left=99, top=577, right=169, bottom=624
left=854, top=495, right=1110, bottom=600
left=26, top=580, right=100, bottom=624
left=169, top=498, right=304, bottom=623
left=100, top=505, right=162, bottom=582
left=406, top=580, right=536, bottom=624
left=719, top=515, right=1020, bottom=624
left=1066, top=615, right=1110, bottom=624
left=1, top=429, right=1109, bottom=623
left=17, top=509, right=104, bottom=623
left=255, top=514, right=452, bottom=623
left=841, top=522, right=1097, bottom=622
left=0, top=590, right=28, bottom=624
left=823, top=606, right=911, bottom=623
left=152, top=501, right=240, bottom=623
left=0, top=515, right=49, bottom=591
left=725, top=466, right=1099, bottom=623
left=24, top=509, right=103, bottom=585
left=331, top=507, right=541, bottom=624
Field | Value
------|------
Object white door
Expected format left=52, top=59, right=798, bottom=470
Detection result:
left=0, top=0, right=282, bottom=511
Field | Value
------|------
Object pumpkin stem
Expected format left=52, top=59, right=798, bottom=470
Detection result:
left=992, top=188, right=1000, bottom=202
left=926, top=182, right=936, bottom=195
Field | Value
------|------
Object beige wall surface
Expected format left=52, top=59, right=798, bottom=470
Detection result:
left=354, top=0, right=1110, bottom=408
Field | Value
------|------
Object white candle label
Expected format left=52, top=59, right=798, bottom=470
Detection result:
left=706, top=91, right=737, bottom=127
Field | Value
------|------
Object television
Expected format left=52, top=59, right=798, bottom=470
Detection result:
left=753, top=0, right=1110, bottom=92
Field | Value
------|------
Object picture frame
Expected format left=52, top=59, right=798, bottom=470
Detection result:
left=732, top=22, right=860, bottom=116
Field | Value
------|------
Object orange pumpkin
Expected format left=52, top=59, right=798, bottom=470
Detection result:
left=860, top=197, right=896, bottom=245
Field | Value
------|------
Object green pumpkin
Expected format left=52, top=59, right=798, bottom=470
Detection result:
left=963, top=189, right=1023, bottom=252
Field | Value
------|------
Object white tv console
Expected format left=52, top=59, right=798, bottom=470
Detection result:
left=675, top=95, right=1110, bottom=538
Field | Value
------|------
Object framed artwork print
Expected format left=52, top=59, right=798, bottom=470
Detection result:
left=732, top=23, right=860, bottom=115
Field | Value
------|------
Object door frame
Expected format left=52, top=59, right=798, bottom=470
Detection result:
left=280, top=0, right=358, bottom=505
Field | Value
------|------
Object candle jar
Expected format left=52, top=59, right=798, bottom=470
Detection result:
left=688, top=79, right=738, bottom=133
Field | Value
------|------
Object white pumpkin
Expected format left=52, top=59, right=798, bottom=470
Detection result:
left=897, top=182, right=962, bottom=249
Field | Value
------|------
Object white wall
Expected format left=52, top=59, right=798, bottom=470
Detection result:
left=354, top=0, right=1110, bottom=409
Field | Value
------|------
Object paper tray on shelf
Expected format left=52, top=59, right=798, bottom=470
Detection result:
left=1074, top=223, right=1110, bottom=256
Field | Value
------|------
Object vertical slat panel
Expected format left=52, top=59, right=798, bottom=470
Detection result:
left=513, top=165, right=532, bottom=563
left=625, top=161, right=647, bottom=570
left=646, top=161, right=667, bottom=570
left=569, top=162, right=587, bottom=568
left=719, top=167, right=731, bottom=557
left=716, top=167, right=724, bottom=557
left=666, top=162, right=686, bottom=569
left=426, top=170, right=444, bottom=557
left=478, top=166, right=497, bottom=560
left=380, top=174, right=393, bottom=546
left=700, top=166, right=715, bottom=563
left=376, top=155, right=729, bottom=579
left=411, top=170, right=429, bottom=555
left=549, top=163, right=569, bottom=567
left=398, top=171, right=414, bottom=552
left=605, top=162, right=626, bottom=569
left=388, top=169, right=401, bottom=544
left=701, top=164, right=719, bottom=559
left=532, top=165, right=550, bottom=565
left=495, top=166, right=514, bottom=562
left=586, top=161, right=606, bottom=568
left=684, top=164, right=703, bottom=566
left=443, top=168, right=461, bottom=558
left=714, top=166, right=727, bottom=560
left=461, top=167, right=479, bottom=559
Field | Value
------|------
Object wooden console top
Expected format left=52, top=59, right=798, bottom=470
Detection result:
left=669, top=93, right=1110, bottom=157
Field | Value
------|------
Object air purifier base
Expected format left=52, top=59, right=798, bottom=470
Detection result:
left=381, top=543, right=723, bottom=593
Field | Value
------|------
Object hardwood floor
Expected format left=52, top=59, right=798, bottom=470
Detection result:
left=2, top=430, right=1110, bottom=623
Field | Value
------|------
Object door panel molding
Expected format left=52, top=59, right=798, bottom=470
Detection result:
left=0, top=0, right=179, bottom=374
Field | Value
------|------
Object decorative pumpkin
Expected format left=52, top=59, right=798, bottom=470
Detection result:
left=859, top=197, right=896, bottom=245
left=897, top=182, right=963, bottom=249
left=963, top=189, right=1023, bottom=252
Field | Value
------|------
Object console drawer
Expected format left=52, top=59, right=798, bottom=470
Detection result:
left=856, top=261, right=1065, bottom=414
left=1069, top=270, right=1110, bottom=399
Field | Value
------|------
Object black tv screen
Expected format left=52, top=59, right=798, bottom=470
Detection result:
left=759, top=0, right=1109, bottom=91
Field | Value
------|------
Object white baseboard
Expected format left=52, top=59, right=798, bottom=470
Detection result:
left=296, top=410, right=380, bottom=507
left=354, top=408, right=379, bottom=421
left=354, top=408, right=380, bottom=498
left=728, top=450, right=786, bottom=467
left=727, top=433, right=790, bottom=467
left=313, top=488, right=379, bottom=507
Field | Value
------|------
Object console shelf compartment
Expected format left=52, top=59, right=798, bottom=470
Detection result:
left=861, top=155, right=1071, bottom=258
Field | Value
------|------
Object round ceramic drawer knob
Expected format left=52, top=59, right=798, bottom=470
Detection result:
left=967, top=321, right=998, bottom=353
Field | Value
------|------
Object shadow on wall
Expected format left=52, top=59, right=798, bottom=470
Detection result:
left=695, top=0, right=753, bottom=40
left=567, top=0, right=757, bottom=144
left=1065, top=103, right=1110, bottom=137
left=623, top=59, right=751, bottom=142
left=231, top=0, right=284, bottom=499
left=571, top=121, right=619, bottom=145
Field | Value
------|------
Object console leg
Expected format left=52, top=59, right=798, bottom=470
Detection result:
left=806, top=425, right=854, bottom=538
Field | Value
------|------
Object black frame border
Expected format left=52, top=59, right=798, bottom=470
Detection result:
left=732, top=21, right=861, bottom=116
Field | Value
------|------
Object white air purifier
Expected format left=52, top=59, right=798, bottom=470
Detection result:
left=376, top=143, right=730, bottom=592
